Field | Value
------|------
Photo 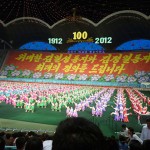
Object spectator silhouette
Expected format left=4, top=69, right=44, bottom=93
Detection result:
left=41, top=133, right=53, bottom=150
left=142, top=139, right=150, bottom=150
left=118, top=134, right=128, bottom=150
left=121, top=124, right=128, bottom=137
left=5, top=133, right=13, bottom=146
left=129, top=140, right=142, bottom=150
left=0, top=137, right=5, bottom=150
left=25, top=136, right=43, bottom=150
left=140, top=117, right=150, bottom=141
left=16, top=137, right=26, bottom=150
left=128, top=127, right=143, bottom=144
left=106, top=136, right=119, bottom=150
left=52, top=117, right=106, bottom=150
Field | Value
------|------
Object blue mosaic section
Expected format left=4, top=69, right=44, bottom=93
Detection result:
left=68, top=42, right=105, bottom=53
left=116, top=39, right=150, bottom=50
left=19, top=41, right=57, bottom=51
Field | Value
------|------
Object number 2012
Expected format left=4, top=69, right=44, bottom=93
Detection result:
left=95, top=37, right=112, bottom=44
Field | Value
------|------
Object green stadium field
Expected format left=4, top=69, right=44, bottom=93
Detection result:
left=0, top=86, right=149, bottom=137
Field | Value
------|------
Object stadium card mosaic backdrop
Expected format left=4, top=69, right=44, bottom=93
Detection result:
left=0, top=51, right=150, bottom=83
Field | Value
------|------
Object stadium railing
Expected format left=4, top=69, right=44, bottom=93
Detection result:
left=5, top=146, right=16, bottom=150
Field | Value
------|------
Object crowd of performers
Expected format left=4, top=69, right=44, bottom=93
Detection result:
left=126, top=88, right=150, bottom=120
left=0, top=81, right=150, bottom=122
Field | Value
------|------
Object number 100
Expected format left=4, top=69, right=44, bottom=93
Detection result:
left=73, top=31, right=88, bottom=40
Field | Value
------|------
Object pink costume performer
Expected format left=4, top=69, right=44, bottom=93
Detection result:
left=72, top=109, right=78, bottom=117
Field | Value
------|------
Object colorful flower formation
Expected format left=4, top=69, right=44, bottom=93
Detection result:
left=0, top=65, right=149, bottom=83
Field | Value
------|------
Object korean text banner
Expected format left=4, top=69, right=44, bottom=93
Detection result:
left=4, top=51, right=150, bottom=76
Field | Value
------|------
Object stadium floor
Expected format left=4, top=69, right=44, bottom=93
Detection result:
left=0, top=88, right=150, bottom=137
